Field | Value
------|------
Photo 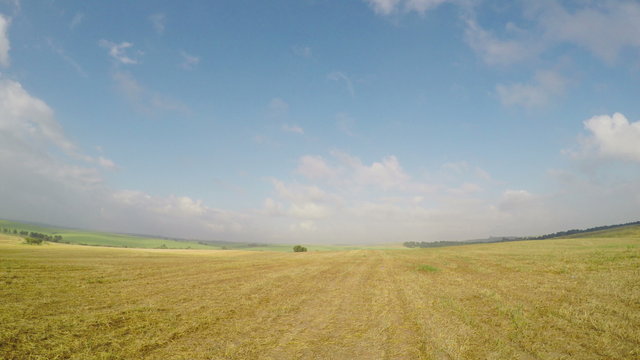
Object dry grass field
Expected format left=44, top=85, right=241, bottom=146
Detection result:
left=1, top=229, right=639, bottom=359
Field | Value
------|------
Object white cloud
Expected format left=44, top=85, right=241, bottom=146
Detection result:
left=263, top=197, right=285, bottom=216
left=99, top=40, right=141, bottom=65
left=267, top=180, right=339, bottom=221
left=0, top=14, right=10, bottom=67
left=535, top=1, right=640, bottom=64
left=282, top=124, right=304, bottom=134
left=0, top=75, right=244, bottom=239
left=290, top=221, right=317, bottom=232
left=496, top=70, right=567, bottom=109
left=295, top=151, right=435, bottom=194
left=69, top=12, right=84, bottom=30
left=289, top=202, right=331, bottom=219
left=354, top=155, right=411, bottom=190
left=149, top=13, right=166, bottom=34
left=405, top=0, right=448, bottom=14
left=297, top=155, right=336, bottom=180
left=497, top=189, right=536, bottom=212
left=97, top=156, right=116, bottom=170
left=365, top=0, right=447, bottom=15
left=180, top=51, right=200, bottom=70
left=580, top=113, right=640, bottom=162
left=365, top=0, right=401, bottom=15
left=328, top=71, right=354, bottom=97
left=464, top=18, right=537, bottom=66
left=0, top=77, right=116, bottom=169
left=464, top=1, right=640, bottom=67
left=447, top=182, right=483, bottom=195
left=1, top=77, right=77, bottom=155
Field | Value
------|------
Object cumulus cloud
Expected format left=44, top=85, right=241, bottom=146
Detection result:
left=580, top=113, right=640, bottom=162
left=99, top=40, right=141, bottom=65
left=496, top=70, right=567, bottom=109
left=0, top=14, right=10, bottom=67
left=261, top=151, right=615, bottom=243
left=266, top=180, right=339, bottom=221
left=296, top=151, right=422, bottom=192
left=3, top=71, right=638, bottom=244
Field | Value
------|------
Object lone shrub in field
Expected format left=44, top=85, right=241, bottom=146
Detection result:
left=24, top=237, right=43, bottom=245
left=293, top=245, right=307, bottom=252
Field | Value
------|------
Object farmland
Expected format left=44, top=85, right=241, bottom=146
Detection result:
left=0, top=220, right=398, bottom=252
left=1, top=228, right=639, bottom=359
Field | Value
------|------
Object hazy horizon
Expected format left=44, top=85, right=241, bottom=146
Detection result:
left=0, top=0, right=639, bottom=244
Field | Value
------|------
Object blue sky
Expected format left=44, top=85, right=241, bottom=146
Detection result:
left=1, top=0, right=639, bottom=243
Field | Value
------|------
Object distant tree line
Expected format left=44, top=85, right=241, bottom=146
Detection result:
left=524, top=220, right=640, bottom=240
left=2, top=228, right=63, bottom=243
left=403, top=241, right=469, bottom=248
left=403, top=220, right=640, bottom=248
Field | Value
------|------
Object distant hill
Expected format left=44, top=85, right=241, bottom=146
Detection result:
left=525, top=220, right=640, bottom=240
left=404, top=220, right=640, bottom=248
left=0, top=218, right=397, bottom=252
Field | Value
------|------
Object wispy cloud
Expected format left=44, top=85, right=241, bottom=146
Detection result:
left=364, top=0, right=448, bottom=15
left=292, top=45, right=312, bottom=58
left=180, top=51, right=200, bottom=70
left=496, top=70, right=567, bottom=109
left=328, top=71, right=354, bottom=97
left=463, top=1, right=640, bottom=67
left=46, top=38, right=87, bottom=77
left=282, top=124, right=304, bottom=135
left=268, top=97, right=289, bottom=118
left=99, top=40, right=142, bottom=65
left=149, top=13, right=166, bottom=34
left=464, top=18, right=539, bottom=66
left=112, top=71, right=189, bottom=116
left=69, top=12, right=84, bottom=30
left=534, top=1, right=640, bottom=64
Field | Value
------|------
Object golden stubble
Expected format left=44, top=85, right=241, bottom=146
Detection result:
left=1, top=234, right=638, bottom=359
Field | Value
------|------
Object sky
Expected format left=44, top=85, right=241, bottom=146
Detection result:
left=0, top=0, right=639, bottom=244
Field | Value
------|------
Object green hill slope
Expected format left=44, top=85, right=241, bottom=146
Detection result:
left=562, top=224, right=640, bottom=239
